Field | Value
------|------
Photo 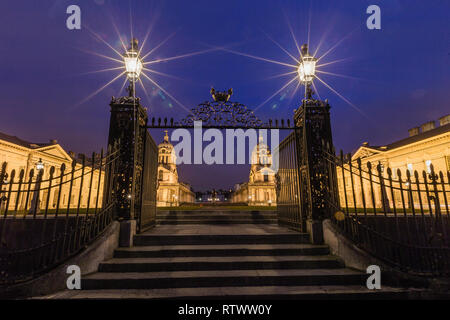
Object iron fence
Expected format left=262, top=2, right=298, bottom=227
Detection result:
left=0, top=144, right=120, bottom=285
left=323, top=145, right=450, bottom=276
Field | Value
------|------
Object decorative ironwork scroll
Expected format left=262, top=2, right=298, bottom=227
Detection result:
left=178, top=88, right=264, bottom=128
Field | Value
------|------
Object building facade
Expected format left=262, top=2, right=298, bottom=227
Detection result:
left=337, top=115, right=450, bottom=210
left=0, top=132, right=104, bottom=211
left=231, top=137, right=277, bottom=206
left=156, top=131, right=195, bottom=206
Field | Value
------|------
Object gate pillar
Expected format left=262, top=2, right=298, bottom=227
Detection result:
left=107, top=94, right=148, bottom=245
left=294, top=92, right=338, bottom=244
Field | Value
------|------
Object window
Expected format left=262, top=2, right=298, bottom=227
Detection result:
left=425, top=160, right=432, bottom=173
left=158, top=170, right=164, bottom=180
left=52, top=188, right=59, bottom=208
left=407, top=163, right=413, bottom=174
left=264, top=174, right=269, bottom=182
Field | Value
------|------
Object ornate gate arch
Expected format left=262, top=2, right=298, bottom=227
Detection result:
left=107, top=88, right=337, bottom=245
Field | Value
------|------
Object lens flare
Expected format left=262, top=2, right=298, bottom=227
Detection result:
left=76, top=16, right=216, bottom=111
left=223, top=11, right=364, bottom=117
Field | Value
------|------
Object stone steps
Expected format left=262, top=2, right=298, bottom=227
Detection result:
left=47, top=286, right=409, bottom=300
left=157, top=210, right=277, bottom=215
left=98, top=255, right=345, bottom=272
left=82, top=269, right=366, bottom=289
left=156, top=211, right=277, bottom=225
left=157, top=212, right=277, bottom=217
left=46, top=213, right=408, bottom=299
left=114, top=244, right=330, bottom=258
left=133, top=233, right=310, bottom=246
left=157, top=219, right=278, bottom=225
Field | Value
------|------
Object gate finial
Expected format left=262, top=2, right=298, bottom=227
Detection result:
left=210, top=87, right=233, bottom=102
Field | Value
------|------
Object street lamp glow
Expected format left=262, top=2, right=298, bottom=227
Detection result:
left=298, top=44, right=317, bottom=83
left=36, top=158, right=44, bottom=171
left=123, top=38, right=143, bottom=82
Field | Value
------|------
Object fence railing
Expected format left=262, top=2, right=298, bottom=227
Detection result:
left=0, top=144, right=120, bottom=285
left=323, top=146, right=450, bottom=276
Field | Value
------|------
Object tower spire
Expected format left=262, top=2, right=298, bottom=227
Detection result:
left=164, top=130, right=169, bottom=142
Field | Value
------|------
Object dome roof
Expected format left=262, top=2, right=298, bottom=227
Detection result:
left=251, top=135, right=270, bottom=155
left=158, top=130, right=173, bottom=149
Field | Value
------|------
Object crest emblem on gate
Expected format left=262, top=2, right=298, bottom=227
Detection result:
left=178, top=88, right=264, bottom=128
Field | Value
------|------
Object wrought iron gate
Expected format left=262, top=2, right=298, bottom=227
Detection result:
left=138, top=131, right=157, bottom=232
left=276, top=130, right=304, bottom=231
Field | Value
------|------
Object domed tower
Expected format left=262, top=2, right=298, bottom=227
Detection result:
left=250, top=136, right=273, bottom=183
left=246, top=135, right=276, bottom=206
left=157, top=131, right=178, bottom=183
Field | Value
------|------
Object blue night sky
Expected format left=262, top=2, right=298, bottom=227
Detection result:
left=0, top=0, right=449, bottom=190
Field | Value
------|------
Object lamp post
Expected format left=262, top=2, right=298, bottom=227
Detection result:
left=123, top=38, right=143, bottom=97
left=378, top=162, right=391, bottom=212
left=0, top=173, right=9, bottom=211
left=30, top=158, right=44, bottom=214
left=36, top=158, right=44, bottom=171
left=122, top=38, right=143, bottom=218
left=297, top=44, right=317, bottom=100
left=294, top=44, right=333, bottom=244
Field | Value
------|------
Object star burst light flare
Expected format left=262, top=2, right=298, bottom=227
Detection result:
left=77, top=25, right=216, bottom=113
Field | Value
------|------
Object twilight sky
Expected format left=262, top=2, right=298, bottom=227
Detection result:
left=0, top=0, right=449, bottom=191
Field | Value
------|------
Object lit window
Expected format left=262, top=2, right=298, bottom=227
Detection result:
left=407, top=163, right=413, bottom=174
left=425, top=160, right=432, bottom=173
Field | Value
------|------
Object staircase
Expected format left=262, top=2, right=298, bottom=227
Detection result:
left=49, top=210, right=408, bottom=299
left=156, top=209, right=278, bottom=225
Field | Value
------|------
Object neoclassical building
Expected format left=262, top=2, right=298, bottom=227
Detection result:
left=156, top=131, right=195, bottom=206
left=336, top=115, right=450, bottom=209
left=231, top=137, right=277, bottom=206
left=0, top=131, right=104, bottom=211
